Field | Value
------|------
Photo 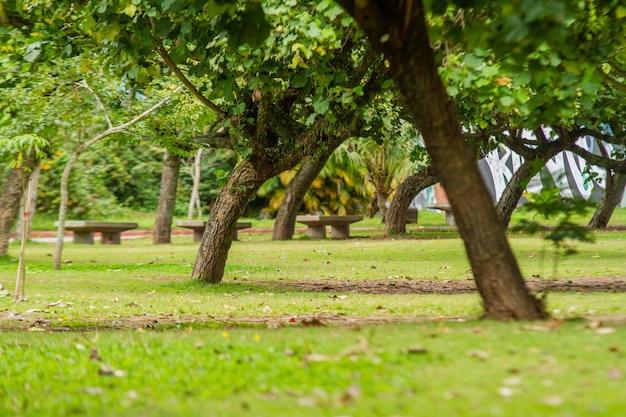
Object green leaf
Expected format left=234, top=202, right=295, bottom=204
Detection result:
left=312, top=99, right=330, bottom=114
left=291, top=74, right=308, bottom=88
left=23, top=42, right=42, bottom=62
left=499, top=96, right=515, bottom=107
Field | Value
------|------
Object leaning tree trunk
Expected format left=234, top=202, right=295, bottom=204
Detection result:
left=273, top=153, right=332, bottom=240
left=15, top=164, right=41, bottom=243
left=495, top=159, right=543, bottom=228
left=0, top=152, right=38, bottom=257
left=339, top=0, right=547, bottom=320
left=192, top=160, right=271, bottom=283
left=386, top=167, right=437, bottom=234
left=589, top=172, right=626, bottom=229
left=153, top=149, right=181, bottom=244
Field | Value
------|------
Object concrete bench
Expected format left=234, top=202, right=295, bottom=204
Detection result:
left=426, top=203, right=456, bottom=225
left=175, top=220, right=252, bottom=242
left=295, top=215, right=363, bottom=239
left=57, top=221, right=139, bottom=244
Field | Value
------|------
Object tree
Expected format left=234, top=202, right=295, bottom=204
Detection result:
left=0, top=136, right=48, bottom=257
left=385, top=166, right=437, bottom=234
left=152, top=149, right=182, bottom=244
left=335, top=0, right=547, bottom=319
left=53, top=82, right=183, bottom=269
left=272, top=150, right=337, bottom=240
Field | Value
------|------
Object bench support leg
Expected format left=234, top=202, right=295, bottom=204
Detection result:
left=101, top=232, right=122, bottom=244
left=232, top=230, right=239, bottom=241
left=192, top=230, right=203, bottom=242
left=73, top=232, right=94, bottom=245
left=330, top=225, right=350, bottom=239
left=306, top=225, right=326, bottom=238
left=445, top=212, right=456, bottom=226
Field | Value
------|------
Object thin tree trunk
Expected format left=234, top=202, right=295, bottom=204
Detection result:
left=0, top=152, right=38, bottom=257
left=338, top=0, right=547, bottom=320
left=192, top=160, right=269, bottom=283
left=273, top=153, right=332, bottom=240
left=54, top=85, right=182, bottom=269
left=15, top=164, right=40, bottom=242
left=386, top=167, right=437, bottom=234
left=589, top=172, right=626, bottom=229
left=187, top=148, right=203, bottom=220
left=153, top=149, right=181, bottom=244
left=375, top=188, right=390, bottom=222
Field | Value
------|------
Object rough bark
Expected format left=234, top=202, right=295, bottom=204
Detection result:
left=588, top=172, right=626, bottom=229
left=153, top=149, right=181, bottom=244
left=337, top=0, right=547, bottom=320
left=15, top=164, right=40, bottom=243
left=0, top=152, right=38, bottom=257
left=386, top=167, right=437, bottom=234
left=272, top=153, right=334, bottom=240
left=192, top=160, right=271, bottom=283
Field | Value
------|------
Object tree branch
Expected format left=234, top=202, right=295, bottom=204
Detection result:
left=77, top=80, right=113, bottom=129
left=149, top=17, right=229, bottom=120
left=567, top=143, right=626, bottom=173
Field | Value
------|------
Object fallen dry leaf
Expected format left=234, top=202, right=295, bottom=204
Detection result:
left=498, top=387, right=515, bottom=397
left=468, top=350, right=490, bottom=360
left=607, top=368, right=623, bottom=380
left=521, top=325, right=553, bottom=332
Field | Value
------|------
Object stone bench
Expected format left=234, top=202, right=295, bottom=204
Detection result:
left=295, top=215, right=363, bottom=239
left=57, top=221, right=139, bottom=244
left=426, top=203, right=456, bottom=225
left=175, top=220, right=252, bottom=242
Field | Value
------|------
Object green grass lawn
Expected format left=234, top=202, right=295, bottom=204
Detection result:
left=1, top=224, right=625, bottom=416
left=2, top=322, right=626, bottom=416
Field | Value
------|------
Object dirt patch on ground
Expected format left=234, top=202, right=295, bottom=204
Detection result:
left=4, top=276, right=626, bottom=331
left=253, top=276, right=626, bottom=295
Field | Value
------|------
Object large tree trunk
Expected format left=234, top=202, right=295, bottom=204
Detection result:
left=386, top=167, right=437, bottom=234
left=15, top=164, right=41, bottom=243
left=192, top=160, right=270, bottom=283
left=339, top=0, right=547, bottom=320
left=153, top=149, right=181, bottom=244
left=273, top=153, right=333, bottom=240
left=589, top=172, right=626, bottom=229
left=0, top=152, right=38, bottom=257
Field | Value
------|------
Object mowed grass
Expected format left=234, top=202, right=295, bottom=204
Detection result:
left=0, top=230, right=625, bottom=326
left=1, top=226, right=626, bottom=416
left=2, top=322, right=626, bottom=417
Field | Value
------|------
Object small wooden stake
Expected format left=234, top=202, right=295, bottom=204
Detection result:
left=15, top=177, right=33, bottom=302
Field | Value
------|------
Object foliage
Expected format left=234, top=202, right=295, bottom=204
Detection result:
left=0, top=134, right=49, bottom=168
left=513, top=187, right=597, bottom=282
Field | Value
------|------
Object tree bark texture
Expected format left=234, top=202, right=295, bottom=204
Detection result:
left=386, top=167, right=437, bottom=234
left=192, top=160, right=271, bottom=283
left=273, top=153, right=334, bottom=240
left=589, top=172, right=626, bottom=229
left=0, top=152, right=38, bottom=257
left=495, top=159, right=539, bottom=228
left=338, top=0, right=547, bottom=320
left=153, top=149, right=181, bottom=244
